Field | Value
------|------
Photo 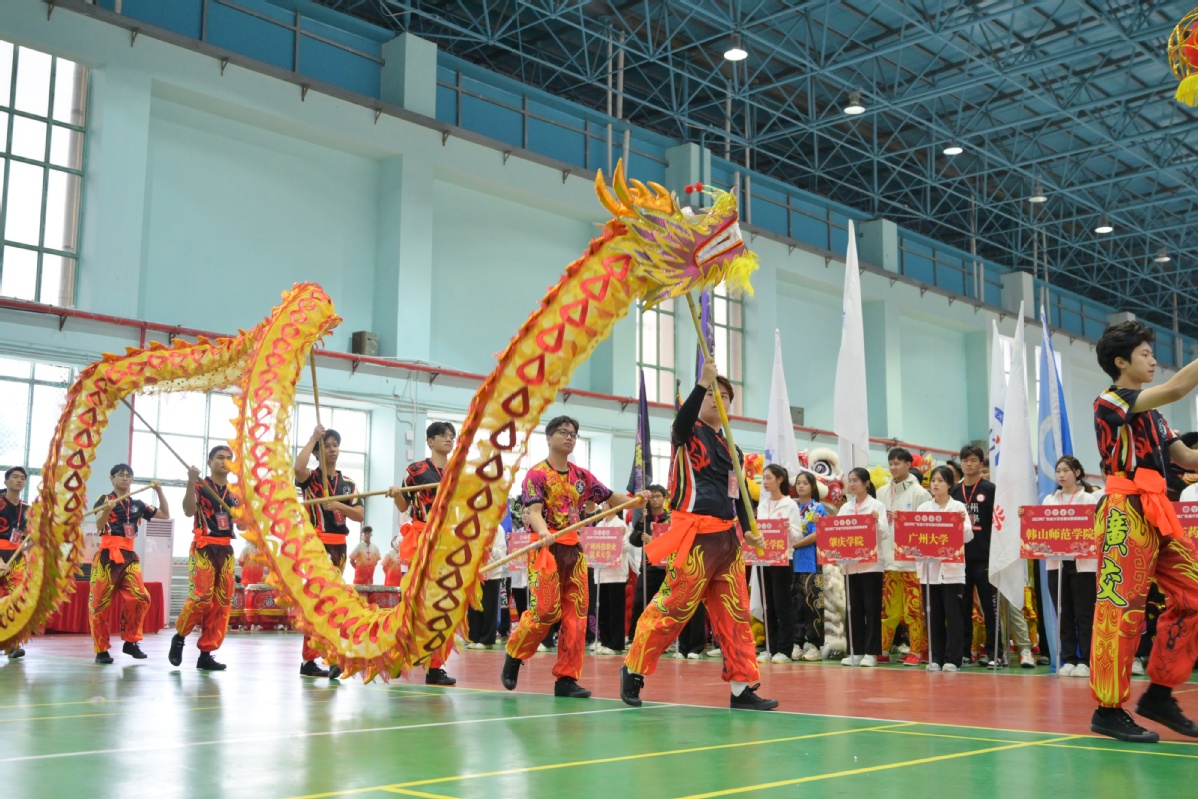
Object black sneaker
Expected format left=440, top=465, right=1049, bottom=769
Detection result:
left=501, top=654, right=522, bottom=691
left=168, top=634, right=185, bottom=667
left=731, top=684, right=779, bottom=711
left=620, top=666, right=644, bottom=707
left=426, top=667, right=457, bottom=686
left=328, top=665, right=342, bottom=680
left=7, top=646, right=25, bottom=659
left=95, top=651, right=114, bottom=665
left=122, top=642, right=147, bottom=660
left=197, top=652, right=227, bottom=671
left=1091, top=707, right=1160, bottom=743
left=554, top=677, right=592, bottom=698
left=1136, top=692, right=1198, bottom=738
left=299, top=660, right=329, bottom=678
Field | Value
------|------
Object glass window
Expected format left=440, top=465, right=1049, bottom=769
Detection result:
left=635, top=298, right=676, bottom=404
left=0, top=40, right=87, bottom=306
left=0, top=354, right=72, bottom=501
left=711, top=283, right=745, bottom=413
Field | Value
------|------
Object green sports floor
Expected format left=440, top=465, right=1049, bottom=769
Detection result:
left=2, top=634, right=1195, bottom=798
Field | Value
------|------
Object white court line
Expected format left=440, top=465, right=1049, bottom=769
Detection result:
left=0, top=702, right=674, bottom=763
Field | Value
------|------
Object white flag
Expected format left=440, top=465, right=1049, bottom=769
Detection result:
left=990, top=305, right=1034, bottom=609
left=764, top=329, right=801, bottom=477
left=834, top=221, right=870, bottom=471
left=988, top=320, right=1011, bottom=471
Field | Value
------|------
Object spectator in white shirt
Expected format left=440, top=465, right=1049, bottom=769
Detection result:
left=757, top=465, right=804, bottom=664
left=839, top=467, right=888, bottom=667
left=591, top=517, right=639, bottom=655
left=916, top=466, right=973, bottom=672
left=1040, top=456, right=1100, bottom=677
left=878, top=447, right=932, bottom=666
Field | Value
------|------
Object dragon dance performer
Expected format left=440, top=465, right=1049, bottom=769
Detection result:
left=621, top=359, right=778, bottom=711
left=1088, top=321, right=1198, bottom=743
left=387, top=420, right=459, bottom=686
left=0, top=466, right=29, bottom=659
left=295, top=425, right=364, bottom=679
left=501, top=415, right=630, bottom=698
left=169, top=446, right=244, bottom=671
left=90, top=464, right=169, bottom=664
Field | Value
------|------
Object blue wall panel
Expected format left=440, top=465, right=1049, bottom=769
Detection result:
left=99, top=0, right=203, bottom=38
left=301, top=38, right=379, bottom=97
left=206, top=2, right=296, bottom=72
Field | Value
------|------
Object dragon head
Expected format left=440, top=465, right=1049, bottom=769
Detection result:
left=596, top=161, right=758, bottom=307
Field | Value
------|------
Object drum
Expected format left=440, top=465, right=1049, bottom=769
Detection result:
left=356, top=584, right=402, bottom=609
left=228, top=584, right=247, bottom=630
left=244, top=583, right=289, bottom=629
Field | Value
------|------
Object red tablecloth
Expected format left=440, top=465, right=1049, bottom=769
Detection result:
left=43, top=580, right=165, bottom=634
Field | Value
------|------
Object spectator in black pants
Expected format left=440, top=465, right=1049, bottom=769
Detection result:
left=466, top=533, right=507, bottom=648
left=627, top=485, right=670, bottom=639
left=840, top=467, right=889, bottom=666
left=950, top=445, right=997, bottom=665
left=757, top=464, right=800, bottom=662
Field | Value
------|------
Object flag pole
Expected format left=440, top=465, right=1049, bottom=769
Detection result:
left=683, top=293, right=763, bottom=554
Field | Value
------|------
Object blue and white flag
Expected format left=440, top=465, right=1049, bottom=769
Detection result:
left=1036, top=307, right=1072, bottom=671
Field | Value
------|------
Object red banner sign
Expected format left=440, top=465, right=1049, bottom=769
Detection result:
left=816, top=514, right=878, bottom=565
left=893, top=510, right=965, bottom=562
left=1172, top=502, right=1198, bottom=546
left=1019, top=504, right=1098, bottom=559
left=743, top=519, right=791, bottom=566
left=649, top=522, right=670, bottom=566
left=506, top=531, right=535, bottom=572
left=580, top=526, right=623, bottom=569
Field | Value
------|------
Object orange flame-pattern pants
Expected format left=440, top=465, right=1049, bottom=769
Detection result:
left=175, top=543, right=235, bottom=653
left=506, top=543, right=589, bottom=680
left=0, top=552, right=27, bottom=600
left=1091, top=493, right=1198, bottom=707
left=881, top=570, right=927, bottom=656
left=625, top=529, right=759, bottom=683
left=89, top=552, right=150, bottom=654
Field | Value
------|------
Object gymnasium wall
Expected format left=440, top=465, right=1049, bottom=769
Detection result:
left=1, top=0, right=1195, bottom=549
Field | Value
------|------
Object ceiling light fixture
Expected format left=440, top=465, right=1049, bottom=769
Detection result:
left=943, top=144, right=964, bottom=156
left=1153, top=247, right=1172, bottom=264
left=843, top=89, right=865, bottom=115
left=723, top=33, right=747, bottom=62
left=1094, top=215, right=1114, bottom=234
left=1028, top=183, right=1048, bottom=203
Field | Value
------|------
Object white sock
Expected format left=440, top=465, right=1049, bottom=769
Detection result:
left=731, top=681, right=748, bottom=696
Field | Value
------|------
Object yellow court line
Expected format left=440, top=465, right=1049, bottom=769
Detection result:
left=876, top=728, right=1030, bottom=745
left=278, top=722, right=914, bottom=799
left=381, top=788, right=462, bottom=799
left=1039, top=742, right=1198, bottom=759
left=669, top=735, right=1082, bottom=799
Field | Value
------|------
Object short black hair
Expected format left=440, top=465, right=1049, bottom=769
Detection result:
left=714, top=375, right=735, bottom=402
left=545, top=416, right=580, bottom=437
left=322, top=429, right=342, bottom=446
left=1097, top=320, right=1154, bottom=381
left=959, top=445, right=985, bottom=462
left=362, top=525, right=373, bottom=534
left=426, top=421, right=456, bottom=441
left=4, top=466, right=27, bottom=481
left=929, top=465, right=957, bottom=490
left=887, top=447, right=913, bottom=464
left=648, top=483, right=667, bottom=495
left=110, top=463, right=133, bottom=477
left=946, top=460, right=964, bottom=480
left=208, top=445, right=233, bottom=460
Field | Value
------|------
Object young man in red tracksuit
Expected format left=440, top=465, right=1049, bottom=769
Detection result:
left=620, top=359, right=778, bottom=711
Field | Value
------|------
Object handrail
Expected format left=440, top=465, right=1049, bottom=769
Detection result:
left=0, top=296, right=959, bottom=457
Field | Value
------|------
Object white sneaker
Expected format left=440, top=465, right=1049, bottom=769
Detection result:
left=706, top=648, right=722, bottom=659
left=1132, top=658, right=1146, bottom=676
left=926, top=662, right=942, bottom=672
left=898, top=644, right=912, bottom=655
left=756, top=650, right=771, bottom=663
left=792, top=644, right=806, bottom=660
left=771, top=653, right=792, bottom=664
left=1020, top=649, right=1036, bottom=669
left=1058, top=663, right=1076, bottom=677
left=943, top=663, right=959, bottom=673
left=802, top=646, right=822, bottom=662
left=672, top=651, right=685, bottom=660
left=686, top=652, right=701, bottom=660
left=536, top=643, right=548, bottom=653
left=596, top=645, right=617, bottom=656
left=841, top=655, right=863, bottom=666
left=1072, top=664, right=1090, bottom=678
left=860, top=655, right=878, bottom=667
